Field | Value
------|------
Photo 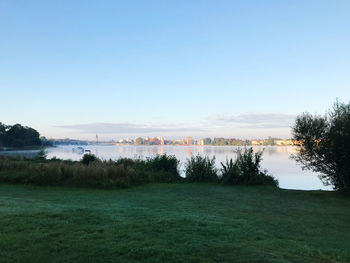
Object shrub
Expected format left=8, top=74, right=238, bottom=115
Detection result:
left=115, top=158, right=139, bottom=168
left=144, top=154, right=181, bottom=182
left=220, top=158, right=241, bottom=185
left=81, top=154, right=98, bottom=165
left=35, top=149, right=47, bottom=160
left=185, top=155, right=218, bottom=182
left=220, top=148, right=278, bottom=186
left=292, top=100, right=350, bottom=191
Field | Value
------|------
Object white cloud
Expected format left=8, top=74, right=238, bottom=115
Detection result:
left=54, top=113, right=296, bottom=139
left=207, top=113, right=296, bottom=128
left=56, top=122, right=203, bottom=134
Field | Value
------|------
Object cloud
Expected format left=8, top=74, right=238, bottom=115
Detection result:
left=54, top=113, right=295, bottom=138
left=208, top=113, right=296, bottom=128
left=56, top=122, right=203, bottom=134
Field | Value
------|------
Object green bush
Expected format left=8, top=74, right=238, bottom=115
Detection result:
left=220, top=148, right=278, bottom=186
left=144, top=154, right=181, bottom=182
left=185, top=155, right=218, bottom=182
left=220, top=158, right=241, bottom=185
left=114, top=157, right=139, bottom=168
left=35, top=149, right=47, bottom=160
left=81, top=154, right=98, bottom=165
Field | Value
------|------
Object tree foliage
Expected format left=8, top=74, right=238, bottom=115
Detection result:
left=292, top=100, right=350, bottom=191
left=81, top=154, right=98, bottom=165
left=0, top=122, right=41, bottom=148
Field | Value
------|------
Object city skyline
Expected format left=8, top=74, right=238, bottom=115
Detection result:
left=49, top=135, right=294, bottom=147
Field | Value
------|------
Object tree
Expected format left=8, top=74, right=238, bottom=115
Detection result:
left=135, top=137, right=144, bottom=145
left=0, top=122, right=7, bottom=147
left=292, top=100, right=350, bottom=191
left=0, top=122, right=41, bottom=148
left=203, top=138, right=212, bottom=145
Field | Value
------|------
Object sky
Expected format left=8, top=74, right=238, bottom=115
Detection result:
left=0, top=0, right=349, bottom=140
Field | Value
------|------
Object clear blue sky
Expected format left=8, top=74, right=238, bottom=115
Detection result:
left=1, top=0, right=349, bottom=140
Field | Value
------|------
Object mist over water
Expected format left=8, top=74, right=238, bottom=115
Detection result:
left=45, top=145, right=331, bottom=191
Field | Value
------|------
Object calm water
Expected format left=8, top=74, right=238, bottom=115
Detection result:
left=41, top=145, right=331, bottom=191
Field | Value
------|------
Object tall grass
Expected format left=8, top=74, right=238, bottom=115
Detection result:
left=0, top=154, right=182, bottom=188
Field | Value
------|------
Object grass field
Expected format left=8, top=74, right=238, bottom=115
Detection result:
left=0, top=183, right=349, bottom=263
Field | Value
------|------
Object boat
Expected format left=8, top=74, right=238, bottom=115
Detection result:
left=72, top=147, right=85, bottom=154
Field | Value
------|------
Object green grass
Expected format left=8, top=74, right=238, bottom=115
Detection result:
left=0, top=183, right=349, bottom=263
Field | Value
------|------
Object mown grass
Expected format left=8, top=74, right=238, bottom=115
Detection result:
left=0, top=183, right=349, bottom=263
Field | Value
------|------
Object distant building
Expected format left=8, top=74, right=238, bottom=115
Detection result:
left=251, top=139, right=261, bottom=146
left=157, top=137, right=164, bottom=145
left=197, top=139, right=204, bottom=146
left=274, top=139, right=294, bottom=146
left=187, top=137, right=193, bottom=145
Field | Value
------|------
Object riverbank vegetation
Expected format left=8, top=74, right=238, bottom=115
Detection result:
left=220, top=148, right=278, bottom=186
left=0, top=148, right=278, bottom=189
left=0, top=153, right=183, bottom=189
left=0, top=183, right=349, bottom=262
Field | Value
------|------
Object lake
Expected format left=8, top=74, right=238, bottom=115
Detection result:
left=39, top=145, right=331, bottom=191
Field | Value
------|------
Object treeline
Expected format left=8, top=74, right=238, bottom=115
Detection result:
left=0, top=123, right=42, bottom=148
left=0, top=148, right=278, bottom=189
left=202, top=138, right=249, bottom=146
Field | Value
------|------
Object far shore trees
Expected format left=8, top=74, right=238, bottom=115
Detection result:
left=292, top=100, right=350, bottom=191
left=0, top=122, right=41, bottom=148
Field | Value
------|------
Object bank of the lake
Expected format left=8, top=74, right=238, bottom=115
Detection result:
left=0, top=183, right=349, bottom=263
left=43, top=145, right=331, bottom=190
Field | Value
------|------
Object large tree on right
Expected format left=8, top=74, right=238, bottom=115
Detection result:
left=292, top=100, right=350, bottom=191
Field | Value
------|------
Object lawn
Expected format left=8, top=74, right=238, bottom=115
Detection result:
left=0, top=183, right=349, bottom=263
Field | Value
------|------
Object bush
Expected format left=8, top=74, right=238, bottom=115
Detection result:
left=115, top=158, right=139, bottom=168
left=220, top=158, right=241, bottom=185
left=292, top=100, right=350, bottom=191
left=81, top=154, right=98, bottom=165
left=220, top=148, right=278, bottom=186
left=185, top=155, right=218, bottom=182
left=144, top=154, right=181, bottom=182
left=35, top=149, right=47, bottom=160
